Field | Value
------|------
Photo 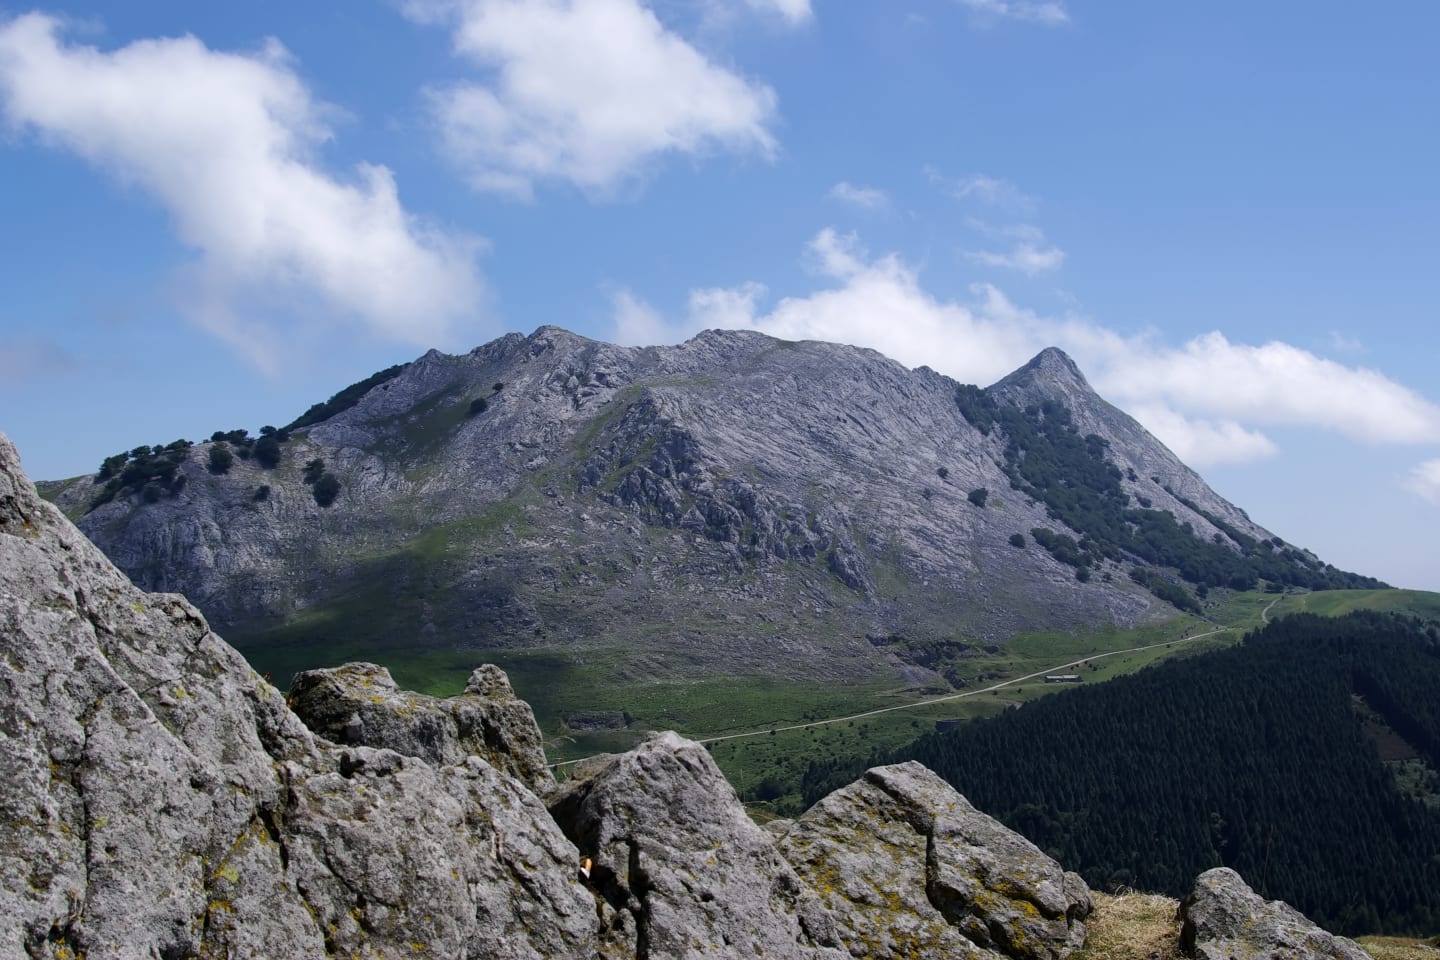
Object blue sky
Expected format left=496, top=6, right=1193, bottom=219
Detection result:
left=2, top=1, right=1438, bottom=590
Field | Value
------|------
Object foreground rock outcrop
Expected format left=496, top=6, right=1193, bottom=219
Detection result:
left=1179, top=868, right=1371, bottom=960
left=287, top=660, right=554, bottom=794
left=778, top=762, right=1091, bottom=960
left=1, top=433, right=594, bottom=958
left=0, top=431, right=1373, bottom=959
left=547, top=731, right=848, bottom=959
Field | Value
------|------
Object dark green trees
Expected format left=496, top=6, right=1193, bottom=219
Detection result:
left=312, top=474, right=341, bottom=507
left=207, top=444, right=234, bottom=475
left=301, top=456, right=340, bottom=507
left=253, top=435, right=282, bottom=468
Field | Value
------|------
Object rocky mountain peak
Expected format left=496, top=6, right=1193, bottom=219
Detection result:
left=40, top=328, right=1379, bottom=702
left=989, top=346, right=1094, bottom=410
left=1000, top=345, right=1090, bottom=391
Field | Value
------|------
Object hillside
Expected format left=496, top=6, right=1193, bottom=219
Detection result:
left=44, top=328, right=1379, bottom=722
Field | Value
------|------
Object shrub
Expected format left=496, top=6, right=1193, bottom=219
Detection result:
left=302, top=458, right=326, bottom=485
left=254, top=485, right=271, bottom=502
left=968, top=487, right=989, bottom=508
left=254, top=436, right=281, bottom=468
left=207, top=444, right=234, bottom=475
left=312, top=473, right=341, bottom=507
left=1009, top=533, right=1026, bottom=549
left=469, top=397, right=489, bottom=416
left=937, top=466, right=949, bottom=480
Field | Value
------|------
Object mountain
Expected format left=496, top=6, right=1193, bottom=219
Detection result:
left=44, top=327, right=1379, bottom=697
left=0, top=433, right=1374, bottom=959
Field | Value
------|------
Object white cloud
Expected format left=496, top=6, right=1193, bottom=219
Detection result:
left=0, top=13, right=485, bottom=367
left=955, top=0, right=1069, bottom=26
left=927, top=168, right=1037, bottom=211
left=1328, top=330, right=1364, bottom=354
left=409, top=0, right=779, bottom=199
left=1104, top=333, right=1440, bottom=445
left=965, top=235, right=1066, bottom=274
left=610, top=228, right=1440, bottom=465
left=1124, top=404, right=1279, bottom=468
left=611, top=288, right=672, bottom=346
left=689, top=282, right=768, bottom=330
left=829, top=181, right=889, bottom=210
left=1404, top=459, right=1440, bottom=505
left=742, top=0, right=813, bottom=25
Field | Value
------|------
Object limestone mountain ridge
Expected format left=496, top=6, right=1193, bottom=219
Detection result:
left=44, top=327, right=1376, bottom=690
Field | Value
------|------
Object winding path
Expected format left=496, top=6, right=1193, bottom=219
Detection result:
left=550, top=620, right=1242, bottom=768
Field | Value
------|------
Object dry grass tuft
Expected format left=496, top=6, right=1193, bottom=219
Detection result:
left=1355, top=936, right=1440, bottom=960
left=1073, top=890, right=1182, bottom=960
left=1071, top=890, right=1439, bottom=960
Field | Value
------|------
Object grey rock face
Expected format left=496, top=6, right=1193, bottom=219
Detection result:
left=990, top=348, right=1269, bottom=546
left=1178, top=867, right=1370, bottom=960
left=50, top=328, right=1297, bottom=695
left=0, top=432, right=595, bottom=959
left=287, top=660, right=554, bottom=794
left=6, top=432, right=1366, bottom=960
left=777, top=761, right=1091, bottom=960
left=279, top=747, right=593, bottom=959
left=547, top=731, right=848, bottom=960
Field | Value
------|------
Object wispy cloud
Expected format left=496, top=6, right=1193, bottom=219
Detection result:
left=927, top=168, right=1037, bottom=212
left=0, top=13, right=486, bottom=369
left=1405, top=459, right=1440, bottom=505
left=962, top=215, right=1065, bottom=277
left=610, top=228, right=1440, bottom=467
left=611, top=288, right=669, bottom=346
left=964, top=223, right=1066, bottom=274
left=741, top=0, right=813, bottom=26
left=407, top=0, right=779, bottom=199
left=829, top=181, right=889, bottom=211
left=955, top=0, right=1069, bottom=26
left=1328, top=330, right=1364, bottom=354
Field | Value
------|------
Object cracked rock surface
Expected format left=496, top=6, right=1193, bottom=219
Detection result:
left=547, top=731, right=848, bottom=960
left=1179, top=868, right=1370, bottom=960
left=1, top=432, right=594, bottom=959
left=777, top=761, right=1091, bottom=960
left=287, top=660, right=554, bottom=795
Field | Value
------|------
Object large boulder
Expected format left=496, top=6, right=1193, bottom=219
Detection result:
left=0, top=432, right=596, bottom=959
left=547, top=731, right=848, bottom=960
left=778, top=761, right=1091, bottom=960
left=287, top=660, right=554, bottom=794
left=278, top=746, right=593, bottom=958
left=1179, top=867, right=1370, bottom=960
